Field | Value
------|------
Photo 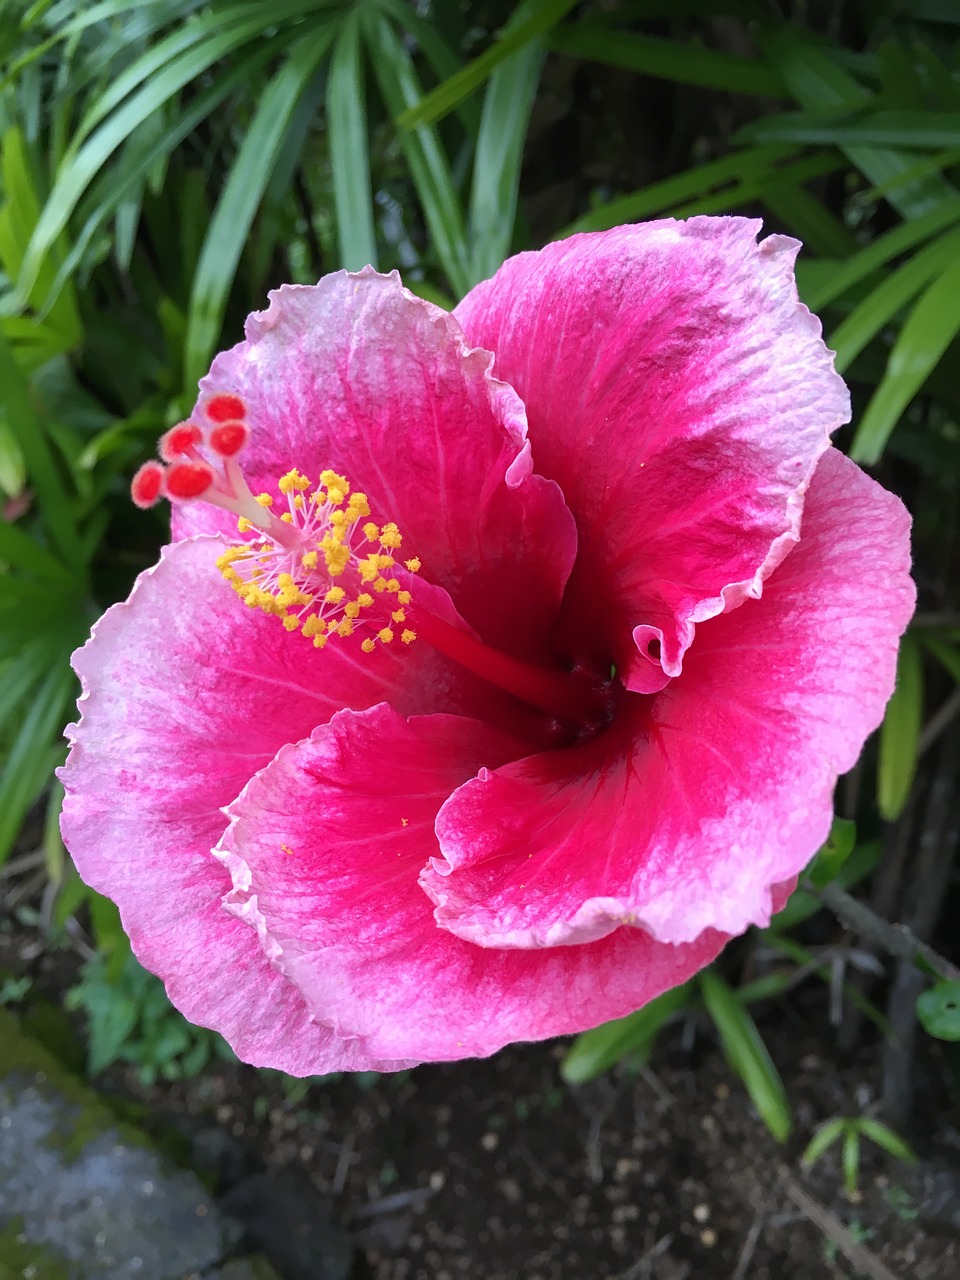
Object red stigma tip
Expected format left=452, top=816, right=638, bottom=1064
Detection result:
left=206, top=393, right=247, bottom=424
left=208, top=420, right=250, bottom=458
left=166, top=460, right=215, bottom=501
left=131, top=461, right=166, bottom=509
left=159, top=421, right=202, bottom=462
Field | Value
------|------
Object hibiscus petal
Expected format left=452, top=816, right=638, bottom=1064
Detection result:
left=425, top=448, right=915, bottom=947
left=217, top=703, right=728, bottom=1062
left=59, top=537, right=526, bottom=1072
left=173, top=269, right=577, bottom=661
left=454, top=217, right=850, bottom=691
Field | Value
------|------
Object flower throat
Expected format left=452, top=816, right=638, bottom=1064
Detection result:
left=132, top=393, right=607, bottom=727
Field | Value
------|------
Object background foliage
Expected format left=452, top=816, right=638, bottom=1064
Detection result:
left=2, top=0, right=959, bottom=1137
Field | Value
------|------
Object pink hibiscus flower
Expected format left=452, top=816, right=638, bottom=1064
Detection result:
left=60, top=218, right=914, bottom=1073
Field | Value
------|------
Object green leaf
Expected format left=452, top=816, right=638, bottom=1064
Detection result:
left=466, top=32, right=543, bottom=283
left=365, top=15, right=470, bottom=297
left=877, top=634, right=923, bottom=821
left=184, top=27, right=337, bottom=388
left=560, top=984, right=692, bottom=1084
left=857, top=1118, right=917, bottom=1163
left=759, top=32, right=956, bottom=219
left=806, top=817, right=857, bottom=889
left=850, top=249, right=960, bottom=464
left=700, top=970, right=791, bottom=1141
left=327, top=12, right=376, bottom=271
left=916, top=980, right=960, bottom=1041
left=917, top=633, right=960, bottom=684
left=842, top=1126, right=861, bottom=1199
left=830, top=226, right=960, bottom=376
left=740, top=108, right=960, bottom=151
left=802, top=198, right=960, bottom=312
left=550, top=24, right=784, bottom=97
left=801, top=1117, right=845, bottom=1168
left=397, top=0, right=579, bottom=129
left=0, top=331, right=83, bottom=570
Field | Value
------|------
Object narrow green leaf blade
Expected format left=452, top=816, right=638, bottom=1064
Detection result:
left=801, top=1118, right=845, bottom=1168
left=701, top=970, right=791, bottom=1141
left=851, top=249, right=960, bottom=464
left=877, top=633, right=923, bottom=821
left=327, top=14, right=377, bottom=271
left=560, top=984, right=691, bottom=1084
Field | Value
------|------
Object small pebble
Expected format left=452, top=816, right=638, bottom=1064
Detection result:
left=700, top=1228, right=718, bottom=1247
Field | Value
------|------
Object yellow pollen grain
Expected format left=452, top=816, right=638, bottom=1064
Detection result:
left=397, top=590, right=412, bottom=605
left=344, top=601, right=361, bottom=619
left=280, top=512, right=293, bottom=524
left=301, top=550, right=318, bottom=569
left=237, top=516, right=255, bottom=534
left=324, top=544, right=350, bottom=576
left=281, top=843, right=295, bottom=855
left=386, top=578, right=401, bottom=593
left=255, top=493, right=274, bottom=507
left=348, top=493, right=370, bottom=518
left=324, top=586, right=345, bottom=604
left=313, top=633, right=327, bottom=648
left=391, top=608, right=406, bottom=624
left=361, top=638, right=376, bottom=654
left=302, top=616, right=324, bottom=639
left=336, top=619, right=355, bottom=637
left=357, top=593, right=373, bottom=608
left=294, top=493, right=305, bottom=510
left=404, top=557, right=421, bottom=573
left=378, top=627, right=394, bottom=644
left=377, top=554, right=395, bottom=569
left=379, top=523, right=402, bottom=549
left=363, top=522, right=380, bottom=542
left=401, top=629, right=416, bottom=644
left=282, top=615, right=300, bottom=632
left=373, top=577, right=388, bottom=593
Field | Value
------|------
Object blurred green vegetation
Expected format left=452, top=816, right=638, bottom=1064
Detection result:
left=1, top=0, right=959, bottom=1137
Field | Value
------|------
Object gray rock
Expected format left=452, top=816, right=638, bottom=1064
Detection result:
left=0, top=1007, right=236, bottom=1280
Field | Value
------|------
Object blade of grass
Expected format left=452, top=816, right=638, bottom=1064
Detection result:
left=740, top=108, right=960, bottom=150
left=850, top=249, right=960, bottom=463
left=560, top=984, right=692, bottom=1084
left=184, top=26, right=338, bottom=389
left=327, top=12, right=377, bottom=271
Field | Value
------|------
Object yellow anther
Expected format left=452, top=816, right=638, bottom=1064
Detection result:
left=357, top=593, right=374, bottom=608
left=397, top=590, right=412, bottom=605
left=327, top=487, right=346, bottom=506
left=329, top=510, right=348, bottom=530
left=302, top=616, right=324, bottom=639
left=336, top=619, right=355, bottom=637
left=294, top=494, right=305, bottom=510
left=216, top=547, right=244, bottom=570
left=378, top=554, right=395, bottom=569
left=255, top=493, right=274, bottom=507
left=373, top=577, right=388, bottom=593
left=301, top=550, right=318, bottom=569
left=279, top=469, right=310, bottom=494
left=359, top=555, right=381, bottom=583
left=344, top=601, right=361, bottom=619
left=378, top=628, right=394, bottom=644
left=324, top=544, right=350, bottom=576
left=237, top=516, right=255, bottom=534
left=380, top=523, right=402, bottom=549
left=363, top=522, right=380, bottom=542
left=404, top=557, right=421, bottom=573
left=320, top=469, right=349, bottom=496
left=313, top=633, right=327, bottom=649
left=324, top=586, right=345, bottom=604
left=401, top=629, right=416, bottom=644
left=361, top=638, right=376, bottom=654
left=280, top=512, right=293, bottom=524
left=282, top=615, right=301, bottom=632
left=385, top=578, right=401, bottom=593
left=391, top=608, right=406, bottom=624
left=348, top=492, right=370, bottom=518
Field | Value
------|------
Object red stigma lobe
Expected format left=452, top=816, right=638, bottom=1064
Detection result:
left=206, top=394, right=247, bottom=423
left=159, top=422, right=203, bottom=461
left=131, top=461, right=165, bottom=509
left=166, top=460, right=215, bottom=500
left=209, top=421, right=250, bottom=457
